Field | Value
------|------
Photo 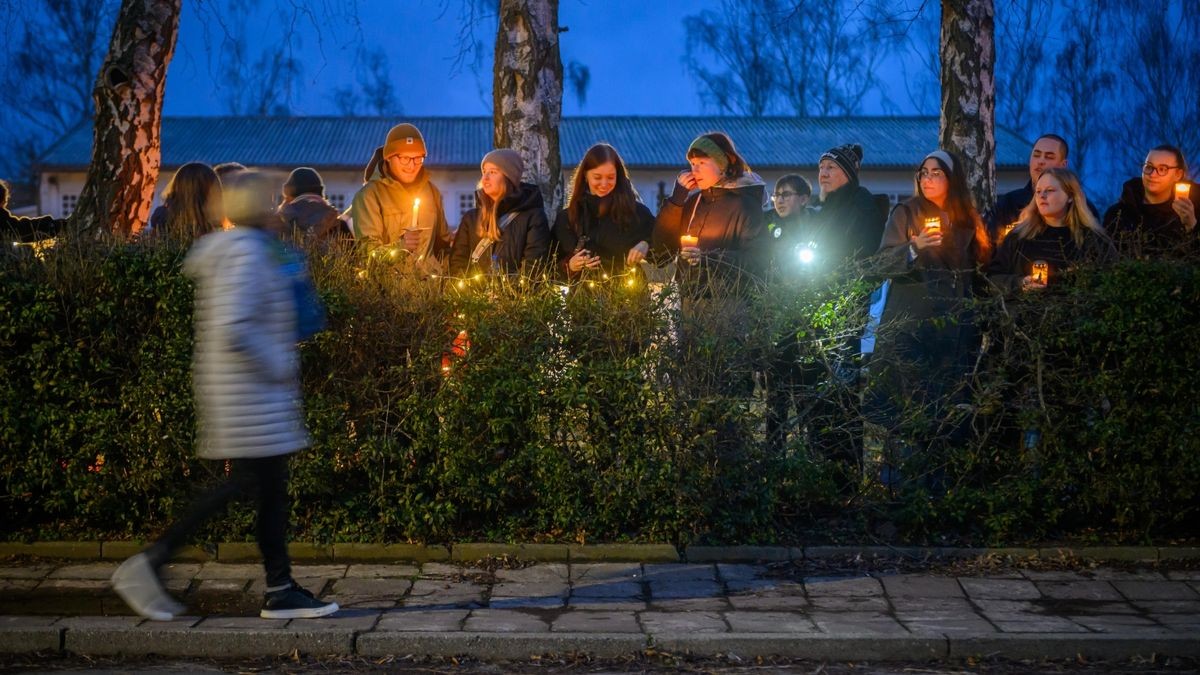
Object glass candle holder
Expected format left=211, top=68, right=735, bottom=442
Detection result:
left=1031, top=260, right=1049, bottom=285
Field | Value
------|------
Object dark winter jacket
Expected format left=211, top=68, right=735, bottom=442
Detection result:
left=986, top=223, right=1116, bottom=292
left=279, top=194, right=351, bottom=247
left=1103, top=177, right=1200, bottom=258
left=987, top=180, right=1099, bottom=243
left=865, top=197, right=987, bottom=431
left=551, top=194, right=655, bottom=277
left=651, top=173, right=767, bottom=290
left=806, top=183, right=886, bottom=264
left=1, top=208, right=60, bottom=243
left=448, top=182, right=551, bottom=276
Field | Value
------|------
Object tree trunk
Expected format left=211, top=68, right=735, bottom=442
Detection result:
left=69, top=0, right=181, bottom=239
left=939, top=0, right=995, bottom=213
left=493, top=0, right=563, bottom=218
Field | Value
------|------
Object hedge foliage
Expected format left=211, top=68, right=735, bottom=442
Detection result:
left=1, top=241, right=1197, bottom=546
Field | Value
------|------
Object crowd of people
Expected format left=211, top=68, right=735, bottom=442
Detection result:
left=13, top=121, right=1185, bottom=623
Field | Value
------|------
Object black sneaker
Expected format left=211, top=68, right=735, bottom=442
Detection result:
left=260, top=584, right=339, bottom=619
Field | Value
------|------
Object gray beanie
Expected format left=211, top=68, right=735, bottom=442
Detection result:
left=481, top=148, right=524, bottom=188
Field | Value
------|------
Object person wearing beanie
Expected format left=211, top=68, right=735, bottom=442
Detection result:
left=650, top=131, right=766, bottom=294
left=278, top=167, right=350, bottom=248
left=551, top=143, right=655, bottom=279
left=448, top=148, right=551, bottom=276
left=351, top=122, right=451, bottom=274
left=806, top=143, right=884, bottom=263
left=866, top=149, right=994, bottom=488
left=112, top=170, right=338, bottom=623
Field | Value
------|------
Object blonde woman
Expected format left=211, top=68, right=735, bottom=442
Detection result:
left=448, top=149, right=550, bottom=276
left=988, top=168, right=1115, bottom=291
left=148, top=162, right=224, bottom=243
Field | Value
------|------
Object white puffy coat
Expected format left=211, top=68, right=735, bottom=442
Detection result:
left=183, top=228, right=310, bottom=459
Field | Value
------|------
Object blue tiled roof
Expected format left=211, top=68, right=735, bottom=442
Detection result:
left=37, top=116, right=1030, bottom=171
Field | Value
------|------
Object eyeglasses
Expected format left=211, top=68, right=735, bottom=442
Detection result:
left=917, top=168, right=946, bottom=180
left=771, top=191, right=800, bottom=200
left=394, top=155, right=427, bottom=167
left=1143, top=162, right=1181, bottom=177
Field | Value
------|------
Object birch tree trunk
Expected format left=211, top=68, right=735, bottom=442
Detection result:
left=493, top=0, right=563, bottom=217
left=69, top=0, right=180, bottom=238
left=939, top=0, right=995, bottom=213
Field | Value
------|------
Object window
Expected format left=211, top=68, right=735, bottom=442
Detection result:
left=458, top=192, right=476, bottom=217
left=328, top=194, right=346, bottom=211
left=61, top=195, right=78, bottom=217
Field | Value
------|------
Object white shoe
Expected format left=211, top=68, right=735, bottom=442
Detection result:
left=111, top=553, right=181, bottom=621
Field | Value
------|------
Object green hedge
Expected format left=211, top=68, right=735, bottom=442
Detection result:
left=1, top=242, right=1197, bottom=546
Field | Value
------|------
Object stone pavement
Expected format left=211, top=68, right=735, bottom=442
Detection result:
left=1, top=560, right=1198, bottom=661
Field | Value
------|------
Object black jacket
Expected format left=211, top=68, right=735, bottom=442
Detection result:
left=988, top=180, right=1099, bottom=242
left=1103, top=177, right=1200, bottom=258
left=987, top=224, right=1116, bottom=292
left=651, top=174, right=766, bottom=288
left=807, top=183, right=886, bottom=263
left=2, top=209, right=61, bottom=243
left=551, top=195, right=655, bottom=277
left=448, top=182, right=551, bottom=276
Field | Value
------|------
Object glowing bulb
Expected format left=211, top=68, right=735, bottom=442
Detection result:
left=456, top=280, right=465, bottom=289
left=798, top=248, right=815, bottom=264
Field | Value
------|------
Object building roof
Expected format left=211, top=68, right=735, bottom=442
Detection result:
left=38, top=116, right=1031, bottom=172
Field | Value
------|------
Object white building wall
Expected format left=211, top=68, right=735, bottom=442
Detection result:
left=39, top=167, right=1030, bottom=225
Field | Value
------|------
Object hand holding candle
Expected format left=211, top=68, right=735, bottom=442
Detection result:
left=1176, top=183, right=1191, bottom=201
left=1030, top=260, right=1049, bottom=287
left=679, top=233, right=700, bottom=264
left=912, top=217, right=943, bottom=249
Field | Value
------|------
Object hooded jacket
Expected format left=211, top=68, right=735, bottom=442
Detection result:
left=279, top=194, right=350, bottom=246
left=1103, top=177, right=1200, bottom=257
left=448, top=182, right=551, bottom=276
left=351, top=149, right=452, bottom=266
left=651, top=172, right=767, bottom=288
left=183, top=228, right=310, bottom=460
left=551, top=194, right=655, bottom=277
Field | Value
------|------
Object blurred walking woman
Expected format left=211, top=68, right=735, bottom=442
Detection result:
left=651, top=132, right=766, bottom=290
left=448, top=149, right=551, bottom=276
left=867, top=150, right=992, bottom=462
left=552, top=143, right=655, bottom=278
left=988, top=168, right=1115, bottom=291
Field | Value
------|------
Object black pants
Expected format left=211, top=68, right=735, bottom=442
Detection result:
left=148, top=454, right=292, bottom=588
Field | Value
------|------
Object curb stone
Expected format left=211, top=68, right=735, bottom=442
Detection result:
left=0, top=617, right=63, bottom=653
left=650, top=634, right=947, bottom=660
left=355, top=632, right=648, bottom=659
left=947, top=634, right=1200, bottom=660
left=331, top=543, right=450, bottom=562
left=61, top=625, right=356, bottom=657
left=568, top=544, right=679, bottom=563
left=99, top=542, right=211, bottom=562
left=451, top=543, right=570, bottom=562
left=0, top=542, right=100, bottom=559
left=685, top=546, right=791, bottom=563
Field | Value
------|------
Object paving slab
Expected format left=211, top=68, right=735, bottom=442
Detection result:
left=564, top=598, right=648, bottom=611
left=489, top=595, right=566, bottom=609
left=570, top=580, right=642, bottom=598
left=288, top=609, right=381, bottom=632
left=494, top=563, right=568, bottom=584
left=464, top=609, right=551, bottom=633
left=46, top=563, right=119, bottom=580
left=375, top=608, right=468, bottom=632
left=37, top=579, right=109, bottom=592
left=0, top=565, right=55, bottom=580
left=194, top=563, right=263, bottom=580
left=1036, top=580, right=1122, bottom=601
left=1114, top=580, right=1199, bottom=601
left=960, top=577, right=1041, bottom=600
left=639, top=610, right=727, bottom=634
left=195, top=579, right=249, bottom=593
left=723, top=611, right=818, bottom=633
left=647, top=580, right=721, bottom=600
left=551, top=610, right=640, bottom=633
left=727, top=594, right=813, bottom=611
left=571, top=563, right=642, bottom=581
left=330, top=577, right=412, bottom=598
left=652, top=634, right=946, bottom=660
left=879, top=574, right=964, bottom=598
left=715, top=564, right=768, bottom=582
left=809, top=611, right=910, bottom=636
left=803, top=576, right=882, bottom=596
left=344, top=564, right=420, bottom=578
left=991, top=616, right=1089, bottom=633
left=647, top=597, right=731, bottom=611
left=641, top=564, right=716, bottom=582
left=491, top=581, right=568, bottom=599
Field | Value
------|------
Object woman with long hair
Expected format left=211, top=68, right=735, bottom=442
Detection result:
left=552, top=143, right=654, bottom=278
left=448, top=149, right=550, bottom=276
left=989, top=168, right=1115, bottom=290
left=867, top=149, right=992, bottom=481
left=152, top=162, right=224, bottom=243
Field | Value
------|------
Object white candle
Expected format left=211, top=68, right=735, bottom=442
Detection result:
left=412, top=198, right=421, bottom=229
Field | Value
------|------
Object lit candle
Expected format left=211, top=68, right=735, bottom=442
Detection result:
left=1001, top=222, right=1017, bottom=239
left=1031, top=260, right=1049, bottom=285
left=411, top=198, right=421, bottom=229
left=924, top=217, right=942, bottom=236
left=680, top=234, right=699, bottom=248
left=1176, top=183, right=1191, bottom=200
